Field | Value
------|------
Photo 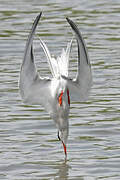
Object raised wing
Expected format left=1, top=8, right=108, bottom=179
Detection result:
left=19, top=12, right=55, bottom=113
left=62, top=18, right=92, bottom=101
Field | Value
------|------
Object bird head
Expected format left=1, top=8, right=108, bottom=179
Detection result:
left=58, top=126, right=69, bottom=159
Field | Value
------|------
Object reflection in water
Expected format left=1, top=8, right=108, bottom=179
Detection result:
left=54, top=162, right=70, bottom=180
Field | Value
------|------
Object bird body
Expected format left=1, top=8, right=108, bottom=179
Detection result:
left=19, top=12, right=92, bottom=159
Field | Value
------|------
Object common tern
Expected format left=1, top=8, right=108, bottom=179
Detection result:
left=19, top=12, right=92, bottom=159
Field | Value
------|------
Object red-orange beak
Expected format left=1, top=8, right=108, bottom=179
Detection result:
left=62, top=141, right=67, bottom=159
left=58, top=131, right=67, bottom=159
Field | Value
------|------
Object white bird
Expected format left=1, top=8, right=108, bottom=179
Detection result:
left=19, top=12, right=92, bottom=159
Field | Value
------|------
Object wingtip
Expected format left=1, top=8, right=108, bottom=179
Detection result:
left=39, top=12, right=42, bottom=17
left=66, top=17, right=74, bottom=25
left=66, top=17, right=77, bottom=30
left=36, top=12, right=42, bottom=21
left=66, top=17, right=70, bottom=23
left=66, top=17, right=78, bottom=32
left=32, top=12, right=42, bottom=30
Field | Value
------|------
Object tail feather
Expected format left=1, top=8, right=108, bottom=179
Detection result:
left=57, top=38, right=73, bottom=77
left=39, top=37, right=73, bottom=78
left=39, top=38, right=58, bottom=78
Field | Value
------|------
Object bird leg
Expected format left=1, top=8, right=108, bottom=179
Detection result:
left=58, top=90, right=63, bottom=106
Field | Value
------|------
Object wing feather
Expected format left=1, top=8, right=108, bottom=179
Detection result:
left=63, top=18, right=92, bottom=101
left=19, top=12, right=54, bottom=113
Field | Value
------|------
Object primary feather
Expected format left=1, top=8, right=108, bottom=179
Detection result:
left=62, top=18, right=92, bottom=101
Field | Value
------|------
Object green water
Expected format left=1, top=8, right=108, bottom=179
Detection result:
left=0, top=0, right=120, bottom=179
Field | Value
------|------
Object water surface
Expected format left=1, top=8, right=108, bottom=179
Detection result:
left=0, top=0, right=120, bottom=179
